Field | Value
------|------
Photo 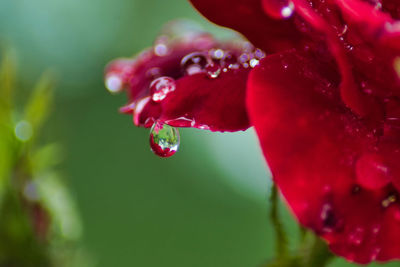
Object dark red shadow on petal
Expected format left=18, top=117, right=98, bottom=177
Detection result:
left=247, top=51, right=400, bottom=263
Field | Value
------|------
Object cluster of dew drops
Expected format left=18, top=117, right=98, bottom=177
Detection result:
left=147, top=45, right=265, bottom=157
left=106, top=32, right=266, bottom=158
left=144, top=0, right=295, bottom=157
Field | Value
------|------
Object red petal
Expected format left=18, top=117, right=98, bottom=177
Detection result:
left=189, top=0, right=304, bottom=53
left=105, top=28, right=258, bottom=131
left=159, top=69, right=250, bottom=131
left=247, top=51, right=400, bottom=264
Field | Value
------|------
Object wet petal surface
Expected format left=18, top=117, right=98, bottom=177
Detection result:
left=247, top=51, right=400, bottom=263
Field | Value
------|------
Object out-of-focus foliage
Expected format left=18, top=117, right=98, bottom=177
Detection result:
left=0, top=1, right=399, bottom=267
left=0, top=50, right=92, bottom=267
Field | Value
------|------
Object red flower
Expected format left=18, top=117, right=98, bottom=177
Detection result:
left=105, top=1, right=400, bottom=264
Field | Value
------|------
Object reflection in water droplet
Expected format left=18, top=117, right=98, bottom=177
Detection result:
left=181, top=52, right=208, bottom=75
left=149, top=121, right=180, bottom=157
left=15, top=120, right=33, bottom=142
left=105, top=74, right=123, bottom=93
left=149, top=76, right=176, bottom=102
left=261, top=0, right=294, bottom=19
left=205, top=64, right=221, bottom=79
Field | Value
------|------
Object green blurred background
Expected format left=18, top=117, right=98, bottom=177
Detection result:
left=0, top=0, right=397, bottom=266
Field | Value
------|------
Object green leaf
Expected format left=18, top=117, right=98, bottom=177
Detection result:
left=24, top=71, right=55, bottom=138
left=0, top=48, right=16, bottom=120
left=270, top=184, right=289, bottom=259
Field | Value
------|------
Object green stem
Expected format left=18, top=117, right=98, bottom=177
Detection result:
left=302, top=235, right=334, bottom=267
left=270, top=184, right=288, bottom=259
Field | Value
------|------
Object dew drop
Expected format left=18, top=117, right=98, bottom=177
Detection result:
left=209, top=48, right=224, bottom=60
left=105, top=74, right=123, bottom=93
left=149, top=121, right=180, bottom=158
left=181, top=52, right=208, bottom=75
left=205, top=63, right=221, bottom=78
left=154, top=35, right=170, bottom=57
left=249, top=58, right=260, bottom=68
left=382, top=194, right=397, bottom=208
left=261, top=0, right=295, bottom=19
left=149, top=76, right=176, bottom=102
left=348, top=227, right=364, bottom=246
left=222, top=52, right=239, bottom=69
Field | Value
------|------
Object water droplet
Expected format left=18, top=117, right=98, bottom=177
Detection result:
left=249, top=58, right=260, bottom=68
left=154, top=35, right=170, bottom=56
left=209, top=49, right=224, bottom=60
left=205, top=63, right=221, bottom=78
left=181, top=52, right=208, bottom=75
left=382, top=194, right=397, bottom=208
left=149, top=76, right=176, bottom=102
left=261, top=0, right=295, bottom=19
left=348, top=227, right=364, bottom=246
left=149, top=121, right=180, bottom=157
left=355, top=153, right=391, bottom=190
left=222, top=52, right=239, bottom=69
left=370, top=247, right=381, bottom=261
left=239, top=53, right=250, bottom=65
left=320, top=203, right=337, bottom=231
left=105, top=74, right=123, bottom=93
left=254, top=48, right=266, bottom=59
left=15, top=120, right=33, bottom=142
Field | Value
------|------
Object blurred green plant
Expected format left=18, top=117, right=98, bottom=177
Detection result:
left=263, top=185, right=333, bottom=267
left=0, top=48, right=93, bottom=267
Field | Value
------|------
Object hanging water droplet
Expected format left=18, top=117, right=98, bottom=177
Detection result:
left=181, top=52, right=208, bottom=75
left=205, top=63, right=221, bottom=78
left=149, top=121, right=180, bottom=158
left=149, top=76, right=176, bottom=102
left=261, top=0, right=295, bottom=19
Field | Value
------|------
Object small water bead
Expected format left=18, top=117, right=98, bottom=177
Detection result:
left=205, top=63, right=221, bottom=79
left=222, top=52, right=239, bottom=69
left=181, top=52, right=208, bottom=75
left=382, top=194, right=397, bottom=208
left=348, top=227, right=364, bottom=246
left=149, top=121, right=180, bottom=158
left=209, top=49, right=224, bottom=60
left=105, top=74, right=123, bottom=93
left=254, top=48, right=266, bottom=60
left=154, top=36, right=169, bottom=57
left=249, top=58, right=260, bottom=68
left=149, top=76, right=176, bottom=102
left=261, top=0, right=295, bottom=19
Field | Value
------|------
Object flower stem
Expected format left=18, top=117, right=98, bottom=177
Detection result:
left=270, top=184, right=288, bottom=259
